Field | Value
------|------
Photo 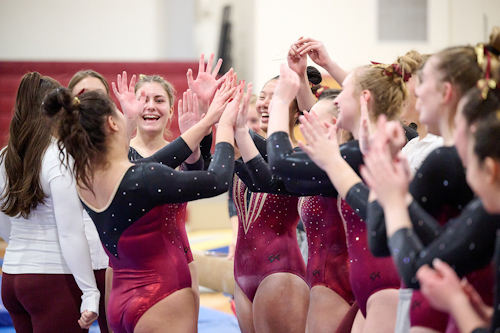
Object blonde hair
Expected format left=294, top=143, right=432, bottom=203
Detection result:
left=352, top=57, right=411, bottom=122
left=135, top=74, right=176, bottom=108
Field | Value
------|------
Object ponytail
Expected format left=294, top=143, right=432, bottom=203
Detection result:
left=43, top=88, right=115, bottom=191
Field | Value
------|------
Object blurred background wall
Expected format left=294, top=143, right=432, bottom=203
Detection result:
left=2, top=0, right=500, bottom=93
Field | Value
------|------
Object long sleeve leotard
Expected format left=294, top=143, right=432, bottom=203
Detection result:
left=83, top=141, right=233, bottom=333
left=128, top=143, right=204, bottom=263
left=265, top=131, right=400, bottom=316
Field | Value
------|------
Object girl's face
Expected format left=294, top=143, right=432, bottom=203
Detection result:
left=453, top=95, right=470, bottom=166
left=334, top=73, right=359, bottom=132
left=135, top=82, right=173, bottom=135
left=310, top=100, right=336, bottom=133
left=414, top=56, right=444, bottom=134
left=465, top=136, right=499, bottom=213
left=400, top=76, right=418, bottom=126
left=71, top=77, right=107, bottom=95
left=256, top=79, right=277, bottom=133
left=246, top=103, right=262, bottom=134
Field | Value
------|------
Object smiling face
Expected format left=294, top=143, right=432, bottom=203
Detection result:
left=71, top=76, right=107, bottom=95
left=333, top=73, right=359, bottom=132
left=414, top=56, right=445, bottom=135
left=135, top=82, right=174, bottom=135
left=256, top=79, right=277, bottom=133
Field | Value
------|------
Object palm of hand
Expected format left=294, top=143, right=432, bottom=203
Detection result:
left=120, top=93, right=144, bottom=118
left=179, top=111, right=200, bottom=134
left=190, top=73, right=218, bottom=103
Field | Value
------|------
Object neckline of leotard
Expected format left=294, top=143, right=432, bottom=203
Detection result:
left=78, top=165, right=133, bottom=214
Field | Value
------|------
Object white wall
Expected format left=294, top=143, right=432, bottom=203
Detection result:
left=1, top=0, right=499, bottom=90
left=0, top=0, right=196, bottom=61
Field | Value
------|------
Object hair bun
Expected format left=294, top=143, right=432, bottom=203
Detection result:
left=306, top=66, right=322, bottom=85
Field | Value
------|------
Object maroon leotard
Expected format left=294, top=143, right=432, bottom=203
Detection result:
left=129, top=147, right=194, bottom=263
left=84, top=142, right=233, bottom=333
left=298, top=195, right=354, bottom=304
left=339, top=199, right=400, bottom=317
left=232, top=175, right=307, bottom=302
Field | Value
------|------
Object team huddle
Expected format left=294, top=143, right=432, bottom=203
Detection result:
left=0, top=28, right=499, bottom=333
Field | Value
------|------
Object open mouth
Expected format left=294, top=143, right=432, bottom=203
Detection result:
left=143, top=115, right=160, bottom=122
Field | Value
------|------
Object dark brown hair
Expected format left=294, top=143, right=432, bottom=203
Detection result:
left=0, top=72, right=61, bottom=218
left=473, top=111, right=500, bottom=164
left=43, top=88, right=116, bottom=191
left=68, top=70, right=110, bottom=95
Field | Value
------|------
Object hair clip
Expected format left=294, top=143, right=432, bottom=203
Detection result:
left=370, top=61, right=411, bottom=82
left=73, top=96, right=81, bottom=107
left=475, top=43, right=485, bottom=67
left=477, top=78, right=497, bottom=100
left=77, top=88, right=85, bottom=96
left=139, top=74, right=146, bottom=80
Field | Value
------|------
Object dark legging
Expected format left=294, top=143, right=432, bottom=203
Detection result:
left=2, top=272, right=88, bottom=333
left=94, top=269, right=109, bottom=333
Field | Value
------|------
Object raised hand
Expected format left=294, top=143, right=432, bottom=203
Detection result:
left=219, top=81, right=246, bottom=129
left=298, top=111, right=340, bottom=172
left=287, top=42, right=307, bottom=76
left=204, top=75, right=237, bottom=126
left=112, top=71, right=145, bottom=120
left=295, top=37, right=332, bottom=69
left=272, top=63, right=300, bottom=107
left=235, top=83, right=253, bottom=132
left=178, top=89, right=202, bottom=134
left=187, top=53, right=224, bottom=115
left=78, top=310, right=98, bottom=329
left=360, top=116, right=410, bottom=208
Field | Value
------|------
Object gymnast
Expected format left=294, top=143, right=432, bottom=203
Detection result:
left=68, top=69, right=113, bottom=333
left=42, top=73, right=240, bottom=332
left=265, top=51, right=413, bottom=331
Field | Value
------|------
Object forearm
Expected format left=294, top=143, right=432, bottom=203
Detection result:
left=180, top=118, right=213, bottom=151
left=323, top=155, right=362, bottom=199
left=52, top=176, right=99, bottom=313
left=235, top=127, right=260, bottom=163
left=215, top=123, right=235, bottom=146
left=323, top=59, right=347, bottom=84
left=267, top=100, right=291, bottom=137
left=185, top=146, right=201, bottom=164
left=383, top=197, right=413, bottom=237
left=296, top=74, right=316, bottom=112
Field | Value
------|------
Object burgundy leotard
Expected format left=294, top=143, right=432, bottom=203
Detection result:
left=339, top=199, right=400, bottom=316
left=266, top=132, right=400, bottom=315
left=232, top=175, right=307, bottom=302
left=298, top=195, right=354, bottom=304
left=129, top=147, right=194, bottom=263
left=84, top=142, right=233, bottom=333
